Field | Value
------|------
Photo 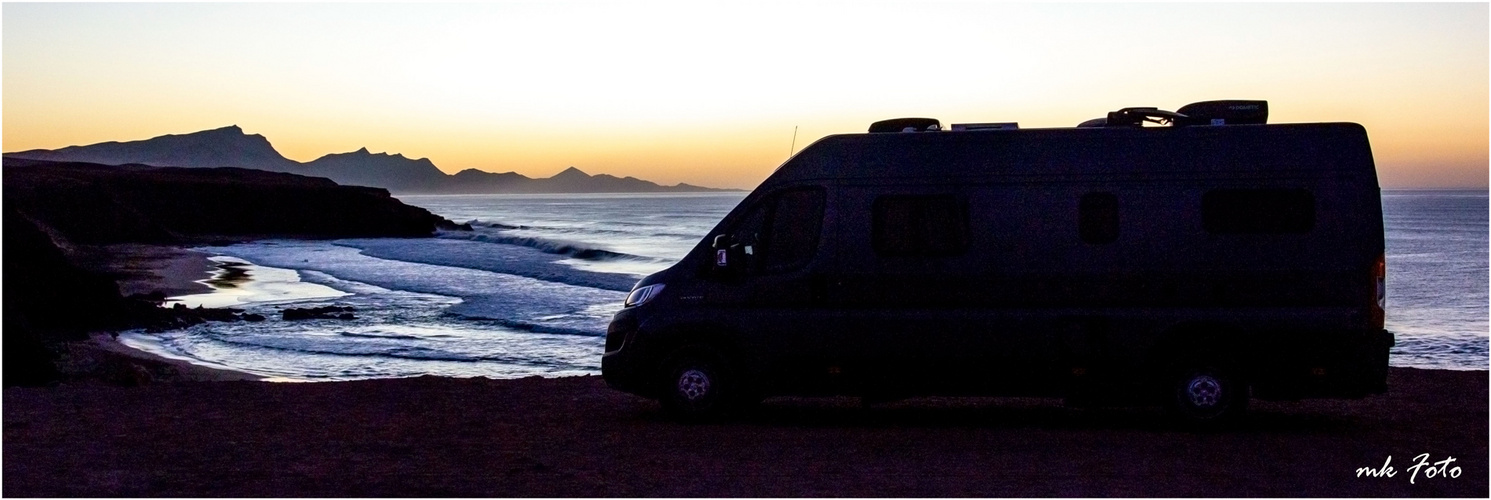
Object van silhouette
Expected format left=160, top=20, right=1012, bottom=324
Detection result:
left=602, top=100, right=1392, bottom=424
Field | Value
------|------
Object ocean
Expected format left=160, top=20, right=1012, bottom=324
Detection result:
left=1380, top=190, right=1488, bottom=371
left=121, top=190, right=1489, bottom=380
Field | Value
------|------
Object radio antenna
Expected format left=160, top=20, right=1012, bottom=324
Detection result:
left=789, top=126, right=799, bottom=157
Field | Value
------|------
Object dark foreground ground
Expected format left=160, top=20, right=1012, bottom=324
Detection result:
left=4, top=368, right=1486, bottom=497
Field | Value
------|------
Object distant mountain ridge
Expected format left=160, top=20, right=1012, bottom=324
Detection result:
left=4, top=126, right=736, bottom=194
left=7, top=126, right=301, bottom=173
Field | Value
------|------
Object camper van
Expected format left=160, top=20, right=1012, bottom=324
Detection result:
left=602, top=100, right=1392, bottom=423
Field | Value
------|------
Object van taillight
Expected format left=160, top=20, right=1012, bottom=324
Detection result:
left=1371, top=253, right=1386, bottom=328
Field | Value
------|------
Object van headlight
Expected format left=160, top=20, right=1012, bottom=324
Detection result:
left=624, top=284, right=666, bottom=308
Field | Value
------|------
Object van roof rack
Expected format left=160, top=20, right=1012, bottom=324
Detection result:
left=866, top=100, right=1269, bottom=132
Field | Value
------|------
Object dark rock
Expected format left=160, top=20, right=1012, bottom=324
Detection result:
left=241, top=313, right=265, bottom=322
left=2, top=206, right=131, bottom=386
left=282, top=306, right=357, bottom=321
left=127, top=291, right=168, bottom=303
left=439, top=220, right=474, bottom=231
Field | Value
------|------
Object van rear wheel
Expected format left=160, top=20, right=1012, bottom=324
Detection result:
left=1166, top=365, right=1248, bottom=425
left=659, top=348, right=739, bottom=422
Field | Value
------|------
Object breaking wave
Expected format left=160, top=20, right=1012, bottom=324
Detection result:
left=449, top=231, right=650, bottom=262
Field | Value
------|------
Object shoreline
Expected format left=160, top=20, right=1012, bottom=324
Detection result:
left=63, top=243, right=273, bottom=383
left=77, top=332, right=264, bottom=382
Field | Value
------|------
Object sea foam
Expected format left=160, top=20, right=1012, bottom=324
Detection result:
left=197, top=240, right=624, bottom=335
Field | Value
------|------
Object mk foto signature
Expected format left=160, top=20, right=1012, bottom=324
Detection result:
left=1357, top=454, right=1462, bottom=484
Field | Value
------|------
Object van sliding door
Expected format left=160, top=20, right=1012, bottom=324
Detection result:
left=824, top=186, right=1015, bottom=395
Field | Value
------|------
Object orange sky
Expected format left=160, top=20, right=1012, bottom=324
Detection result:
left=4, top=2, right=1486, bottom=189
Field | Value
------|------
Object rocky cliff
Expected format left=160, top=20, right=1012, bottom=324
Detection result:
left=3, top=158, right=461, bottom=244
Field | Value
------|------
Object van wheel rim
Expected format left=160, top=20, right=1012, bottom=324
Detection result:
left=1186, top=375, right=1223, bottom=408
left=677, top=369, right=712, bottom=401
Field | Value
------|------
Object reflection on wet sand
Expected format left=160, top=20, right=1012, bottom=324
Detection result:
left=203, top=261, right=251, bottom=289
left=165, top=256, right=347, bottom=309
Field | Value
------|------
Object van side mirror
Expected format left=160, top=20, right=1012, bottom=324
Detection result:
left=712, top=234, right=732, bottom=267
left=706, top=234, right=752, bottom=282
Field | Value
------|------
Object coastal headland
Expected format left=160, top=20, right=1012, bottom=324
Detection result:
left=1, top=158, right=465, bottom=385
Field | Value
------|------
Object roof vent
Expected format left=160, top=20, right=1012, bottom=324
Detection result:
left=869, top=118, right=941, bottom=133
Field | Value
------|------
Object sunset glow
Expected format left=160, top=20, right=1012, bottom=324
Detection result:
left=4, top=2, right=1486, bottom=189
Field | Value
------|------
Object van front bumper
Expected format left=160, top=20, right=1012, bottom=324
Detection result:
left=601, top=308, right=655, bottom=398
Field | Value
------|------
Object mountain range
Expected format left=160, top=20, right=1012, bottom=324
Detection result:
left=3, top=126, right=734, bottom=194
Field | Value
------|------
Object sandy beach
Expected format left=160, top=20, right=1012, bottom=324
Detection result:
left=69, top=243, right=220, bottom=298
left=58, top=333, right=265, bottom=383
left=3, top=367, right=1486, bottom=497
left=37, top=243, right=266, bottom=383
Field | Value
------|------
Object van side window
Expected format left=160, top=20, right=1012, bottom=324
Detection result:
left=1203, top=189, right=1315, bottom=234
left=872, top=195, right=969, bottom=257
left=761, top=188, right=826, bottom=272
left=728, top=201, right=769, bottom=259
left=1079, top=192, right=1119, bottom=244
left=727, top=188, right=825, bottom=274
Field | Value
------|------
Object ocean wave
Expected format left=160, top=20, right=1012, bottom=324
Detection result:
left=338, top=331, right=432, bottom=340
left=327, top=239, right=641, bottom=292
left=446, top=316, right=606, bottom=338
left=473, top=219, right=630, bottom=234
left=483, top=221, right=528, bottom=230
left=469, top=219, right=698, bottom=239
left=652, top=231, right=710, bottom=239
left=458, top=233, right=647, bottom=261
left=450, top=220, right=667, bottom=241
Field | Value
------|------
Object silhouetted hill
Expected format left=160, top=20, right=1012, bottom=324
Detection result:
left=529, top=167, right=716, bottom=193
left=304, top=148, right=450, bottom=193
left=4, top=126, right=738, bottom=194
left=6, top=125, right=300, bottom=173
left=447, top=168, right=529, bottom=194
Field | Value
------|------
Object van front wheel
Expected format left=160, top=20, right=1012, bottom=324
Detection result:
left=659, top=348, right=737, bottom=422
left=1166, top=365, right=1248, bottom=425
